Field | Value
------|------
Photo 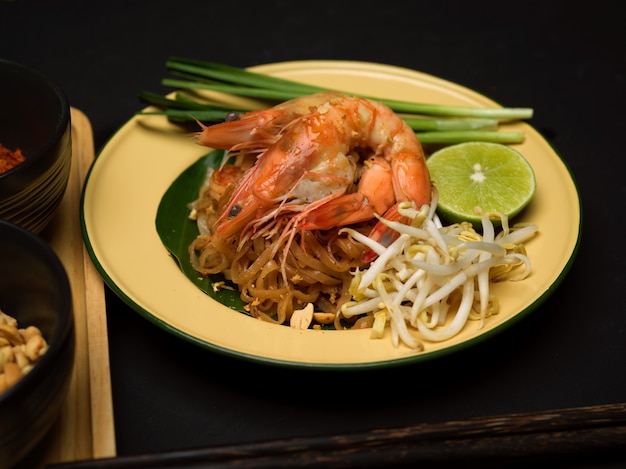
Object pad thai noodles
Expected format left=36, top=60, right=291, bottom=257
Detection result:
left=187, top=91, right=537, bottom=348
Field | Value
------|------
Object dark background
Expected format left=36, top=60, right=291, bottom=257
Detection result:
left=2, top=0, right=625, bottom=467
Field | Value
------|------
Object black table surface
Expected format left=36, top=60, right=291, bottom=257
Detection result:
left=2, top=1, right=625, bottom=467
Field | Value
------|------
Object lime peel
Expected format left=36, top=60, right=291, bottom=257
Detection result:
left=427, top=142, right=536, bottom=229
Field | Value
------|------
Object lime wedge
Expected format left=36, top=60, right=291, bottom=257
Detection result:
left=426, top=142, right=536, bottom=227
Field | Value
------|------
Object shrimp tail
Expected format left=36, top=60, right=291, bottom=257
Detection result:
left=362, top=205, right=410, bottom=263
left=297, top=193, right=376, bottom=231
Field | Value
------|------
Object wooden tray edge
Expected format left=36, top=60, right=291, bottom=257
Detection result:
left=37, top=107, right=116, bottom=466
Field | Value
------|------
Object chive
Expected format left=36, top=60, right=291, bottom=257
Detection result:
left=138, top=103, right=504, bottom=134
left=138, top=90, right=246, bottom=112
left=137, top=109, right=233, bottom=123
left=166, top=57, right=322, bottom=94
left=165, top=57, right=534, bottom=120
left=418, top=131, right=525, bottom=145
left=402, top=117, right=498, bottom=131
left=138, top=58, right=535, bottom=145
left=162, top=78, right=305, bottom=102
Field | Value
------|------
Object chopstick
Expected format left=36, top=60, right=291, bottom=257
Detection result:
left=46, top=402, right=626, bottom=468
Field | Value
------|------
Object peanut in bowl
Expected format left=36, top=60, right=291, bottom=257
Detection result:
left=0, top=310, right=49, bottom=393
left=0, top=219, right=75, bottom=469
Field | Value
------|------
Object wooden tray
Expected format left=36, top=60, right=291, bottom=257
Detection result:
left=36, top=111, right=626, bottom=469
left=24, top=108, right=116, bottom=467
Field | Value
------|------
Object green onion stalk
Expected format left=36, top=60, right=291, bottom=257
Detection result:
left=137, top=57, right=533, bottom=145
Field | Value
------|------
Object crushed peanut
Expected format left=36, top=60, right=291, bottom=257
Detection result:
left=290, top=303, right=314, bottom=330
left=312, top=312, right=335, bottom=325
left=0, top=309, right=48, bottom=393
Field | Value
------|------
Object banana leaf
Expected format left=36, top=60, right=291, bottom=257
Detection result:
left=155, top=150, right=246, bottom=311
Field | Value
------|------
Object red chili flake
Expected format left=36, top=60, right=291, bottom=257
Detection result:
left=0, top=144, right=26, bottom=174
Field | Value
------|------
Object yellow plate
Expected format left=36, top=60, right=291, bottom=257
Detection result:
left=81, top=61, right=581, bottom=369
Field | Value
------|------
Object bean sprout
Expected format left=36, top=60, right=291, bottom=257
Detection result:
left=340, top=202, right=538, bottom=349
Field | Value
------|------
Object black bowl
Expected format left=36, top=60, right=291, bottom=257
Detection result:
left=0, top=59, right=72, bottom=234
left=0, top=219, right=75, bottom=469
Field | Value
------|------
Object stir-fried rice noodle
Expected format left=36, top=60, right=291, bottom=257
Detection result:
left=189, top=165, right=538, bottom=349
left=188, top=166, right=371, bottom=328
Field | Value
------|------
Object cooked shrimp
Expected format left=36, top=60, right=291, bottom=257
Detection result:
left=197, top=92, right=432, bottom=264
left=196, top=91, right=343, bottom=155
